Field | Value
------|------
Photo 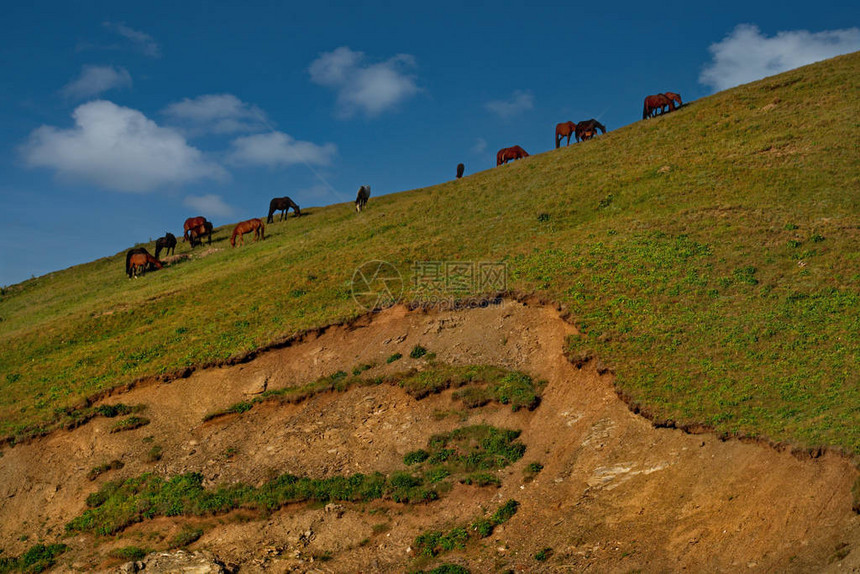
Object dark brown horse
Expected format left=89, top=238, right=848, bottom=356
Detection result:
left=125, top=248, right=162, bottom=278
left=188, top=221, right=213, bottom=247
left=555, top=121, right=577, bottom=148
left=664, top=92, right=683, bottom=108
left=496, top=146, right=529, bottom=166
left=154, top=232, right=176, bottom=259
left=456, top=163, right=465, bottom=179
left=183, top=217, right=209, bottom=242
left=231, top=218, right=265, bottom=247
left=267, top=197, right=301, bottom=223
left=355, top=185, right=370, bottom=212
left=643, top=94, right=674, bottom=119
left=575, top=119, right=606, bottom=142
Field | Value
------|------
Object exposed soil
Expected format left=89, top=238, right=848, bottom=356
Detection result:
left=0, top=300, right=857, bottom=573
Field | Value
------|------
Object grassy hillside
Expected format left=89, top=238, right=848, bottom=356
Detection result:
left=1, top=53, right=858, bottom=453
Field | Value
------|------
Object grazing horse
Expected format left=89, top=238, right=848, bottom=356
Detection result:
left=188, top=221, right=213, bottom=247
left=456, top=163, right=465, bottom=179
left=664, top=92, right=683, bottom=108
left=643, top=94, right=674, bottom=119
left=267, top=197, right=301, bottom=223
left=231, top=218, right=265, bottom=247
left=125, top=248, right=162, bottom=278
left=183, top=217, right=209, bottom=242
left=575, top=119, right=607, bottom=142
left=555, top=121, right=577, bottom=148
left=154, top=232, right=176, bottom=259
left=496, top=146, right=529, bottom=166
left=355, top=185, right=371, bottom=212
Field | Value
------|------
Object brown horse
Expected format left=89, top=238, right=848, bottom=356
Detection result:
left=456, top=163, right=465, bottom=179
left=183, top=217, right=208, bottom=242
left=231, top=218, right=265, bottom=247
left=643, top=94, right=674, bottom=119
left=125, top=248, right=162, bottom=278
left=496, top=146, right=529, bottom=166
left=575, top=119, right=607, bottom=142
left=267, top=197, right=301, bottom=223
left=188, top=221, right=213, bottom=247
left=555, top=121, right=577, bottom=148
left=664, top=92, right=683, bottom=108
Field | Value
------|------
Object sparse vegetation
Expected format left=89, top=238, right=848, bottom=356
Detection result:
left=413, top=499, right=520, bottom=558
left=66, top=425, right=524, bottom=535
left=169, top=526, right=203, bottom=549
left=110, top=416, right=150, bottom=433
left=410, top=345, right=428, bottom=359
left=387, top=353, right=403, bottom=364
left=109, top=546, right=149, bottom=561
left=411, top=565, right=471, bottom=574
left=201, top=365, right=543, bottom=422
left=0, top=543, right=67, bottom=573
left=524, top=462, right=543, bottom=482
left=87, top=459, right=124, bottom=481
left=535, top=547, right=553, bottom=561
left=145, top=445, right=163, bottom=462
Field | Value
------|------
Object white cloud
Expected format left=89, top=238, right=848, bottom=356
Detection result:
left=485, top=90, right=534, bottom=118
left=228, top=131, right=336, bottom=168
left=472, top=137, right=487, bottom=154
left=163, top=94, right=269, bottom=135
left=700, top=24, right=860, bottom=91
left=103, top=21, right=161, bottom=57
left=22, top=100, right=226, bottom=192
left=61, top=65, right=132, bottom=100
left=183, top=194, right=234, bottom=218
left=309, top=46, right=420, bottom=118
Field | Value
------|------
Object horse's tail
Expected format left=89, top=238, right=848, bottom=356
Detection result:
left=643, top=99, right=649, bottom=120
left=125, top=251, right=133, bottom=277
left=260, top=221, right=265, bottom=240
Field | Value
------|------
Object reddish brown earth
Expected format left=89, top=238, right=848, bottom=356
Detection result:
left=0, top=300, right=857, bottom=573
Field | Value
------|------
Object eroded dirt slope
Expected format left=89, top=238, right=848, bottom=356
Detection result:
left=0, top=300, right=857, bottom=572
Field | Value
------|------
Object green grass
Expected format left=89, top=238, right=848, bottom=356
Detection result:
left=0, top=53, right=858, bottom=454
left=87, top=459, right=124, bottom=481
left=0, top=544, right=67, bottom=573
left=110, top=416, right=150, bottom=433
left=202, top=365, right=543, bottom=422
left=66, top=425, right=525, bottom=535
left=169, top=526, right=203, bottom=549
left=413, top=499, right=520, bottom=558
left=108, top=546, right=149, bottom=561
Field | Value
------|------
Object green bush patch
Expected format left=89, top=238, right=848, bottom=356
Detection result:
left=67, top=425, right=524, bottom=535
left=110, top=416, right=150, bottom=433
left=413, top=499, right=520, bottom=558
left=0, top=543, right=67, bottom=573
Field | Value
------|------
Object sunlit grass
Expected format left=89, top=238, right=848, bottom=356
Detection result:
left=1, top=53, right=858, bottom=452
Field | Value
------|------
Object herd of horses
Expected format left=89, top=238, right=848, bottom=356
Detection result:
left=495, top=92, right=682, bottom=169
left=124, top=189, right=371, bottom=277
left=643, top=92, right=683, bottom=119
left=126, top=91, right=682, bottom=278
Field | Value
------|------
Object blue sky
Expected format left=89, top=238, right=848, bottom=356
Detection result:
left=1, top=1, right=858, bottom=286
